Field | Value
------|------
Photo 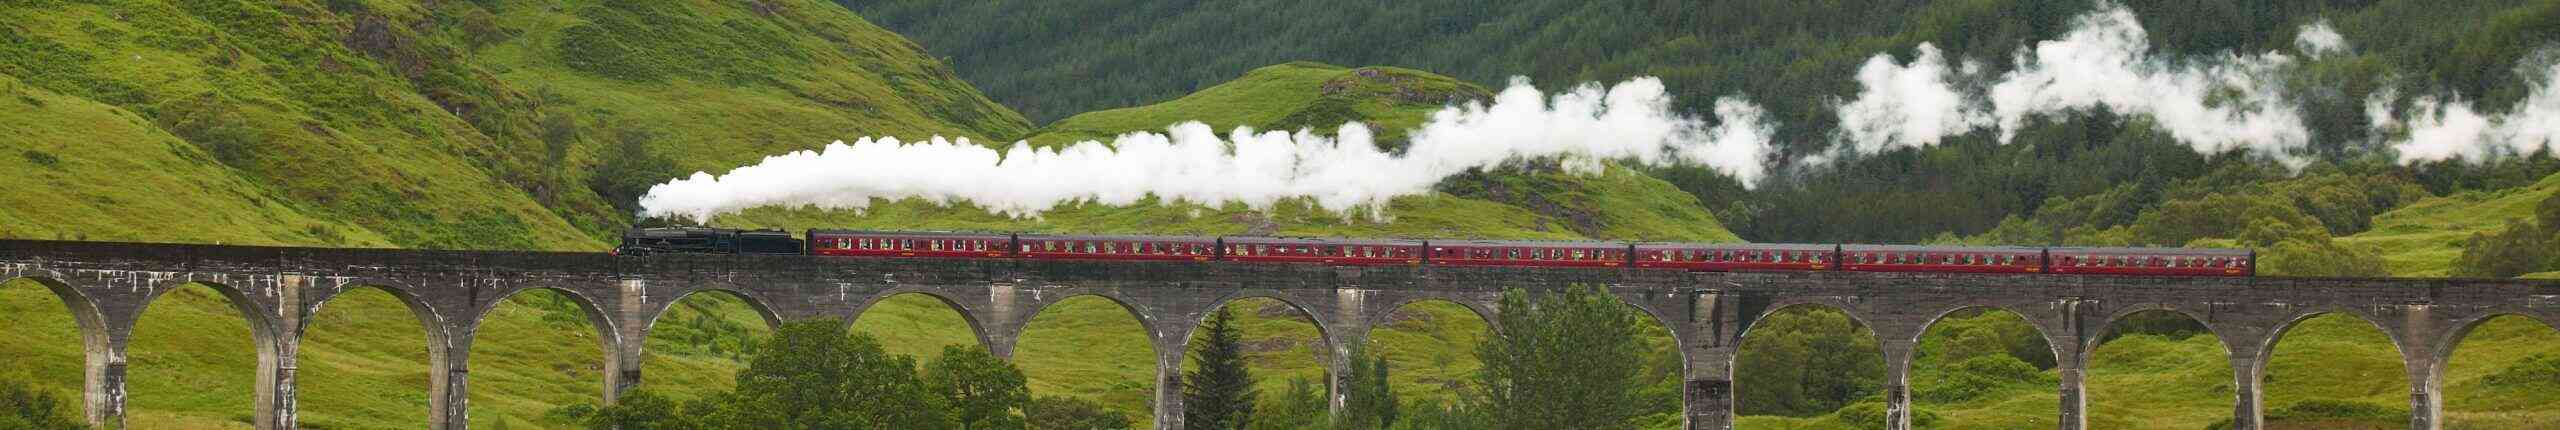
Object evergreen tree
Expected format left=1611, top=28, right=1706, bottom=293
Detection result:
left=1337, top=345, right=1398, bottom=430
left=703, top=320, right=958, bottom=429
left=1474, top=286, right=1648, bottom=429
left=1183, top=307, right=1257, bottom=429
left=930, top=345, right=1031, bottom=430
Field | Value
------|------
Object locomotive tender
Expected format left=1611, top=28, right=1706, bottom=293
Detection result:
left=618, top=228, right=2256, bottom=277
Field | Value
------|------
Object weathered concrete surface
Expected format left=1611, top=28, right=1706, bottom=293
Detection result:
left=1, top=239, right=2553, bottom=430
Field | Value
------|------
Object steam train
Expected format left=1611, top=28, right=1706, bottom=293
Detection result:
left=615, top=228, right=2256, bottom=277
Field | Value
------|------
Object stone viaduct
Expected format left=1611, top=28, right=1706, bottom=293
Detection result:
left=1, top=239, right=2555, bottom=430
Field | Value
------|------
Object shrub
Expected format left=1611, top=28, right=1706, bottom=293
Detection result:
left=20, top=150, right=60, bottom=168
left=0, top=379, right=85, bottom=430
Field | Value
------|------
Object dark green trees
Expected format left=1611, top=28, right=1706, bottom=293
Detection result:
left=930, top=345, right=1031, bottom=430
left=713, top=321, right=955, bottom=429
left=1183, top=307, right=1257, bottom=429
left=1028, top=396, right=1132, bottom=430
left=561, top=321, right=1039, bottom=430
left=1336, top=346, right=1398, bottom=430
left=0, top=379, right=84, bottom=430
left=2453, top=191, right=2560, bottom=277
left=1474, top=285, right=1649, bottom=429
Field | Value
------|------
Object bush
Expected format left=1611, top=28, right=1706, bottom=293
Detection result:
left=2482, top=353, right=2560, bottom=388
left=2268, top=399, right=2406, bottom=421
left=1028, top=396, right=1130, bottom=430
left=0, top=379, right=85, bottom=430
left=20, top=150, right=59, bottom=168
left=2451, top=191, right=2560, bottom=278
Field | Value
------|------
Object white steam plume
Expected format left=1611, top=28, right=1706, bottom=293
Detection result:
left=1824, top=4, right=2349, bottom=166
left=2295, top=21, right=2349, bottom=59
left=1989, top=5, right=2312, bottom=165
left=2387, top=63, right=2560, bottom=163
left=638, top=78, right=1773, bottom=221
left=1835, top=44, right=1990, bottom=153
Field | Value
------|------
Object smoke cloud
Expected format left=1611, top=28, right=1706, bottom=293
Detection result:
left=2295, top=21, right=2349, bottom=59
left=2387, top=63, right=2560, bottom=163
left=1988, top=6, right=2312, bottom=164
left=639, top=78, right=1773, bottom=221
left=1835, top=44, right=1990, bottom=153
left=1826, top=4, right=2341, bottom=166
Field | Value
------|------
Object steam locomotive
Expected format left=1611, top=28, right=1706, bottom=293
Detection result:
left=616, top=228, right=2255, bottom=277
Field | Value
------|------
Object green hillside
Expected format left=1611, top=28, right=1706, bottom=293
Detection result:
left=2340, top=172, right=2560, bottom=277
left=0, top=0, right=1030, bottom=250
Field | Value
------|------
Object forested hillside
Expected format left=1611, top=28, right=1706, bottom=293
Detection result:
left=847, top=0, right=2560, bottom=244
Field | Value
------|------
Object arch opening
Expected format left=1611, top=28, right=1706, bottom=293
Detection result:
left=466, top=288, right=612, bottom=429
left=1361, top=299, right=1491, bottom=426
left=1015, top=294, right=1157, bottom=428
left=639, top=289, right=775, bottom=402
left=2082, top=309, right=2233, bottom=429
left=1905, top=307, right=2057, bottom=428
left=298, top=286, right=437, bottom=428
left=2436, top=314, right=2560, bottom=428
left=0, top=277, right=95, bottom=424
left=1730, top=304, right=1885, bottom=429
left=2259, top=312, right=2411, bottom=429
left=851, top=292, right=988, bottom=362
left=1177, top=296, right=1333, bottom=429
left=126, top=282, right=270, bottom=428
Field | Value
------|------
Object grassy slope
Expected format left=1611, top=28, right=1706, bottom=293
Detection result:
left=0, top=75, right=388, bottom=246
left=0, top=0, right=1031, bottom=250
left=2339, top=172, right=2560, bottom=277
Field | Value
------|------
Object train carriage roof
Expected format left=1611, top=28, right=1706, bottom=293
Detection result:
left=1220, top=236, right=1423, bottom=247
left=2044, top=246, right=2252, bottom=257
left=1838, top=244, right=2045, bottom=253
left=1013, top=233, right=1220, bottom=242
left=1428, top=239, right=1630, bottom=248
left=1632, top=242, right=1831, bottom=251
left=808, top=229, right=1012, bottom=239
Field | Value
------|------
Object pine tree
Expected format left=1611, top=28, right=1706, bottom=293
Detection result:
left=1338, top=345, right=1398, bottom=430
left=1474, top=285, right=1648, bottom=429
left=1183, top=306, right=1257, bottom=429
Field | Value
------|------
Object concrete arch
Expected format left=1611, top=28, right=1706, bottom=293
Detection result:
left=130, top=280, right=287, bottom=428
left=135, top=280, right=283, bottom=343
left=1, top=274, right=118, bottom=427
left=1012, top=290, right=1165, bottom=342
left=2247, top=308, right=2409, bottom=378
left=1192, top=289, right=1336, bottom=344
left=850, top=288, right=995, bottom=352
left=305, top=281, right=453, bottom=347
left=640, top=287, right=783, bottom=334
left=2427, top=312, right=2555, bottom=383
left=1366, top=296, right=1497, bottom=335
left=1, top=274, right=111, bottom=361
left=1904, top=304, right=2058, bottom=368
left=1739, top=299, right=1880, bottom=341
left=466, top=286, right=621, bottom=347
left=2085, top=304, right=2227, bottom=363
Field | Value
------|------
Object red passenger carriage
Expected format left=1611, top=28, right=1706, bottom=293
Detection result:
left=1839, top=245, right=2044, bottom=274
left=1015, top=234, right=1218, bottom=262
left=807, top=230, right=1011, bottom=259
left=1635, top=243, right=1835, bottom=271
left=1221, top=236, right=1422, bottom=266
left=1427, top=240, right=1630, bottom=268
left=2046, top=247, right=2253, bottom=277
